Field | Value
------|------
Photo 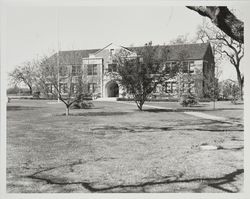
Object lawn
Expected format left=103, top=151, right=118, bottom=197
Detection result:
left=7, top=99, right=244, bottom=193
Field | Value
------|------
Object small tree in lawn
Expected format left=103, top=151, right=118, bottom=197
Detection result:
left=114, top=42, right=176, bottom=111
left=203, top=68, right=221, bottom=109
left=39, top=54, right=86, bottom=116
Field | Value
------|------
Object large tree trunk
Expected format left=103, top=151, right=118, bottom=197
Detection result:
left=235, top=66, right=243, bottom=100
left=187, top=6, right=244, bottom=43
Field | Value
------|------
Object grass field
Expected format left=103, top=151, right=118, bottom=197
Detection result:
left=7, top=99, right=244, bottom=193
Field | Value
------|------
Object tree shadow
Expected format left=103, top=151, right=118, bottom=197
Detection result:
left=60, top=112, right=131, bottom=117
left=7, top=106, right=43, bottom=111
left=91, top=125, right=173, bottom=133
left=27, top=168, right=243, bottom=193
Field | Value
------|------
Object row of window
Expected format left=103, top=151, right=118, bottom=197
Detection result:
left=46, top=83, right=97, bottom=94
left=165, top=61, right=195, bottom=73
left=58, top=61, right=195, bottom=77
left=155, top=82, right=195, bottom=93
left=87, top=64, right=118, bottom=75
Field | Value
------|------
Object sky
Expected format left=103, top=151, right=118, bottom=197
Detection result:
left=1, top=1, right=247, bottom=84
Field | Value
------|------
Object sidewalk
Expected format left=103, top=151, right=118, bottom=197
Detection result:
left=115, top=101, right=241, bottom=124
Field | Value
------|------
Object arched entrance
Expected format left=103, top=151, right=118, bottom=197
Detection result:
left=106, top=81, right=119, bottom=97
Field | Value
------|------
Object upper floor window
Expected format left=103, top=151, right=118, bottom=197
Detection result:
left=87, top=64, right=97, bottom=75
left=107, top=64, right=117, bottom=73
left=59, top=66, right=67, bottom=76
left=72, top=65, right=80, bottom=76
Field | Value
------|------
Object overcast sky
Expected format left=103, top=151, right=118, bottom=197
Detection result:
left=1, top=1, right=247, bottom=82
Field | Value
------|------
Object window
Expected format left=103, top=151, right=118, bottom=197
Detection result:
left=189, top=61, right=194, bottom=73
left=88, top=83, right=97, bottom=93
left=182, top=61, right=189, bottom=73
left=107, top=64, right=117, bottom=72
left=71, top=83, right=77, bottom=94
left=59, top=66, right=67, bottom=76
left=87, top=64, right=97, bottom=75
left=59, top=83, right=67, bottom=93
left=165, top=82, right=176, bottom=93
left=165, top=62, right=171, bottom=73
left=46, top=84, right=52, bottom=93
left=72, top=65, right=80, bottom=76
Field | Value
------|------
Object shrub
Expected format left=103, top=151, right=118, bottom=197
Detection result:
left=180, top=93, right=198, bottom=107
left=71, top=101, right=94, bottom=109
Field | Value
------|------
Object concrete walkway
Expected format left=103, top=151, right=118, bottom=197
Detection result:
left=115, top=101, right=236, bottom=123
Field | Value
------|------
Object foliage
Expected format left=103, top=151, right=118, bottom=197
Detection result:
left=9, top=60, right=39, bottom=95
left=71, top=101, right=94, bottom=109
left=180, top=92, right=198, bottom=107
left=219, top=79, right=240, bottom=103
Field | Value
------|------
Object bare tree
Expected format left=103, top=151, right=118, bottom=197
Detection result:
left=39, top=54, right=87, bottom=116
left=187, top=6, right=244, bottom=43
left=169, top=34, right=190, bottom=45
left=197, top=20, right=244, bottom=100
left=9, top=60, right=39, bottom=95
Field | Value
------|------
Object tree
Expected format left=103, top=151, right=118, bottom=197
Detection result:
left=187, top=6, right=244, bottom=43
left=39, top=53, right=87, bottom=116
left=219, top=79, right=240, bottom=103
left=169, top=34, right=189, bottom=45
left=9, top=60, right=39, bottom=95
left=115, top=42, right=176, bottom=111
left=197, top=20, right=244, bottom=100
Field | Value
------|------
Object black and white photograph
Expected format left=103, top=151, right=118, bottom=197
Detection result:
left=0, top=0, right=249, bottom=197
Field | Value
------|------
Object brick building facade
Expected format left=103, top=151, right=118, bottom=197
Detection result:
left=44, top=42, right=215, bottom=100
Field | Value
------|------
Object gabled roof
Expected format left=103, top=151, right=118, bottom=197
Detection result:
left=128, top=42, right=211, bottom=61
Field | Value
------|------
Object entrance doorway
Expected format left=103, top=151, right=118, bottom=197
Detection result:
left=106, top=81, right=119, bottom=97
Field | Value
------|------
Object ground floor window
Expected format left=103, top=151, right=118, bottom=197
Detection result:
left=71, top=83, right=77, bottom=94
left=46, top=84, right=52, bottom=93
left=165, top=82, right=176, bottom=93
left=88, top=83, right=97, bottom=93
left=59, top=83, right=67, bottom=93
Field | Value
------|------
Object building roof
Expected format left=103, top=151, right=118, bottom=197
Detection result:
left=48, top=42, right=211, bottom=65
left=128, top=42, right=211, bottom=61
left=49, top=49, right=100, bottom=65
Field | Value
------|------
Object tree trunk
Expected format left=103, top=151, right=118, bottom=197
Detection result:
left=236, top=67, right=243, bottom=100
left=28, top=85, right=32, bottom=95
left=187, top=6, right=244, bottom=43
left=135, top=100, right=143, bottom=111
left=66, top=107, right=70, bottom=116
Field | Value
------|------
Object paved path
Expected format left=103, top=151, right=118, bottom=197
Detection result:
left=115, top=101, right=235, bottom=123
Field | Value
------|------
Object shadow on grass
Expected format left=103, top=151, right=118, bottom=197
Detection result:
left=7, top=106, right=43, bottom=111
left=143, top=108, right=243, bottom=113
left=91, top=125, right=173, bottom=133
left=60, top=112, right=131, bottom=117
left=27, top=168, right=243, bottom=193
